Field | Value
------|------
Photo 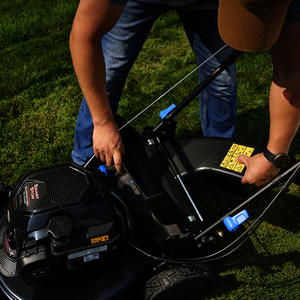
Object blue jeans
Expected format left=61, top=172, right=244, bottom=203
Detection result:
left=72, top=0, right=237, bottom=165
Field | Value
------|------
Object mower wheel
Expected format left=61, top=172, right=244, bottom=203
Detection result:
left=0, top=183, right=11, bottom=206
left=144, top=263, right=216, bottom=300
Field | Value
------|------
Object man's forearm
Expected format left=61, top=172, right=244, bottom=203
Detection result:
left=70, top=27, right=114, bottom=126
left=268, top=21, right=300, bottom=155
left=70, top=0, right=125, bottom=126
left=267, top=80, right=300, bottom=155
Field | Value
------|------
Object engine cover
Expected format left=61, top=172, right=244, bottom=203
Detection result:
left=0, top=163, right=125, bottom=285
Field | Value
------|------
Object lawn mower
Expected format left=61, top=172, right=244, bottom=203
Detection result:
left=0, top=50, right=299, bottom=300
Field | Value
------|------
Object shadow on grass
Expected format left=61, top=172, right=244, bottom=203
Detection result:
left=206, top=238, right=300, bottom=299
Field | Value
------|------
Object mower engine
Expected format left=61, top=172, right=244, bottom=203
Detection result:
left=0, top=163, right=127, bottom=285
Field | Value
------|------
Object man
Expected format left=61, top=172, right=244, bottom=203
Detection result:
left=70, top=0, right=300, bottom=186
left=70, top=0, right=237, bottom=166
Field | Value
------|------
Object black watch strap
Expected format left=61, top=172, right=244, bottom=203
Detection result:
left=263, top=148, right=290, bottom=169
left=263, top=148, right=275, bottom=163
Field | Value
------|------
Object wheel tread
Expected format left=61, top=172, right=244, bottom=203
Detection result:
left=144, top=263, right=216, bottom=300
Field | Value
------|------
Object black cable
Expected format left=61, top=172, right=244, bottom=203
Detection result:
left=125, top=179, right=289, bottom=264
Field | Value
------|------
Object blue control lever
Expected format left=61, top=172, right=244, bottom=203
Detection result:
left=160, top=104, right=176, bottom=119
left=98, top=165, right=107, bottom=176
left=223, top=210, right=249, bottom=232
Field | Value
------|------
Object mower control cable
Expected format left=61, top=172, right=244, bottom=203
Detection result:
left=126, top=185, right=285, bottom=264
left=126, top=162, right=300, bottom=264
left=119, top=44, right=230, bottom=131
left=194, top=160, right=300, bottom=242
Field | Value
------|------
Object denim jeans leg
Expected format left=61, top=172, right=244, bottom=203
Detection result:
left=285, top=0, right=300, bottom=23
left=177, top=9, right=237, bottom=138
left=72, top=0, right=170, bottom=165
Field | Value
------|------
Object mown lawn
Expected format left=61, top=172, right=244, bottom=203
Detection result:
left=1, top=1, right=300, bottom=299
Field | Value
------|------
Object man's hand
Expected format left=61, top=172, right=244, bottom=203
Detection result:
left=92, top=121, right=125, bottom=174
left=236, top=153, right=280, bottom=186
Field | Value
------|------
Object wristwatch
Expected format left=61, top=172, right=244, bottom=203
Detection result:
left=263, top=149, right=290, bottom=169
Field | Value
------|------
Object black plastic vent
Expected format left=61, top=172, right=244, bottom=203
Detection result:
left=30, top=167, right=89, bottom=209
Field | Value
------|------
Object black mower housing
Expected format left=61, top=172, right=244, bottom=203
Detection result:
left=3, top=163, right=124, bottom=285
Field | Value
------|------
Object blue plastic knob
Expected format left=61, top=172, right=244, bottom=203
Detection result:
left=160, top=104, right=176, bottom=119
left=98, top=165, right=107, bottom=176
left=223, top=209, right=249, bottom=232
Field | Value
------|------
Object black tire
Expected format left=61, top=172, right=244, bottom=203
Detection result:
left=0, top=183, right=11, bottom=207
left=144, top=263, right=216, bottom=300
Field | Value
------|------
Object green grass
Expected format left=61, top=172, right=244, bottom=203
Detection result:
left=1, top=1, right=300, bottom=299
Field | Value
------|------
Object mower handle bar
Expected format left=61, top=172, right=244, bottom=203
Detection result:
left=194, top=159, right=300, bottom=242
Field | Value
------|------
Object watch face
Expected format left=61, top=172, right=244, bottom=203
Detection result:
left=274, top=154, right=290, bottom=168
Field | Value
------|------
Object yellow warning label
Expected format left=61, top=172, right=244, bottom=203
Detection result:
left=91, top=235, right=109, bottom=244
left=223, top=155, right=232, bottom=163
left=220, top=143, right=254, bottom=173
left=234, top=162, right=246, bottom=173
